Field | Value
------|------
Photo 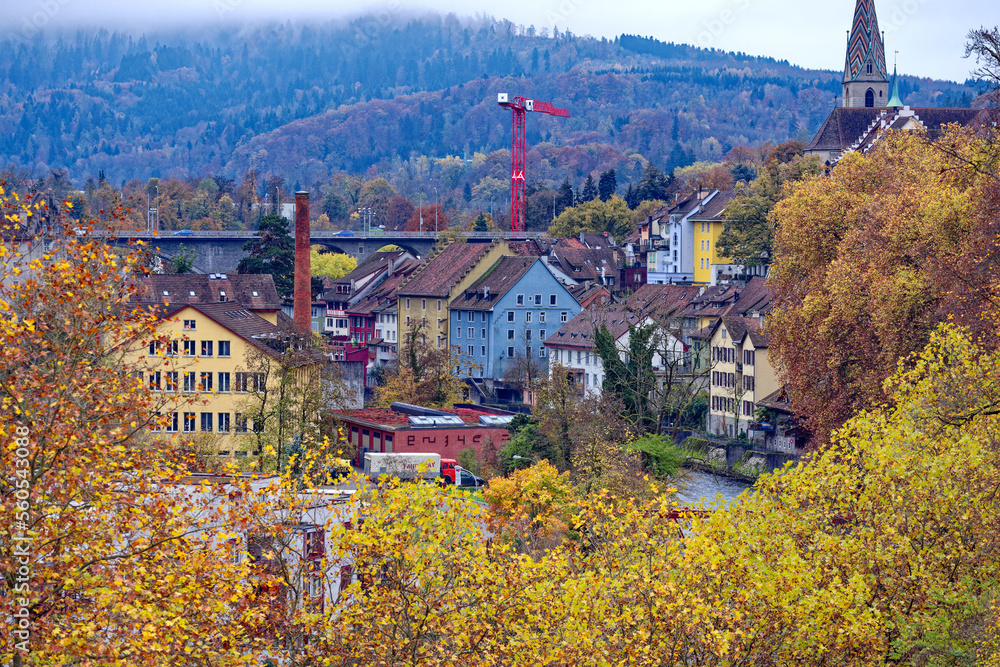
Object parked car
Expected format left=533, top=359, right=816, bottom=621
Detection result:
left=335, top=230, right=354, bottom=237
left=173, top=229, right=194, bottom=236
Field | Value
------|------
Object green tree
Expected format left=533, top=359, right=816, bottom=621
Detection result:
left=238, top=213, right=323, bottom=298
left=593, top=321, right=658, bottom=432
left=547, top=196, right=633, bottom=239
left=471, top=211, right=492, bottom=232
left=598, top=168, right=617, bottom=201
left=636, top=163, right=674, bottom=202
left=169, top=243, right=197, bottom=274
left=580, top=174, right=598, bottom=202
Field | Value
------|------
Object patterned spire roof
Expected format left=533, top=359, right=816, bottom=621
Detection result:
left=844, top=0, right=887, bottom=81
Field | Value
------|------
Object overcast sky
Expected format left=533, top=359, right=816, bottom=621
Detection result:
left=6, top=0, right=996, bottom=82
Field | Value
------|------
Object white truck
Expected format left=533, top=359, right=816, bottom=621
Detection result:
left=363, top=453, right=441, bottom=482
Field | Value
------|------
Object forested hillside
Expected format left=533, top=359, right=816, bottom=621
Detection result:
left=0, top=14, right=973, bottom=191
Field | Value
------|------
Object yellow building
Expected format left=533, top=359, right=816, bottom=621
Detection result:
left=395, top=239, right=510, bottom=349
left=706, top=316, right=780, bottom=438
left=690, top=191, right=735, bottom=285
left=125, top=274, right=323, bottom=459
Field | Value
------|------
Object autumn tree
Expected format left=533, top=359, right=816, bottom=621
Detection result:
left=373, top=323, right=471, bottom=408
left=716, top=142, right=820, bottom=269
left=769, top=126, right=1000, bottom=441
left=310, top=246, right=357, bottom=280
left=547, top=195, right=633, bottom=239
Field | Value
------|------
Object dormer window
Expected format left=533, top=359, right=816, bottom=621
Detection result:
left=162, top=290, right=169, bottom=296
left=219, top=291, right=227, bottom=302
left=252, top=291, right=259, bottom=297
left=189, top=291, right=196, bottom=296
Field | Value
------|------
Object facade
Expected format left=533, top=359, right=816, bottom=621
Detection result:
left=127, top=300, right=319, bottom=457
left=706, top=317, right=781, bottom=438
left=396, top=240, right=510, bottom=351
left=448, top=256, right=582, bottom=382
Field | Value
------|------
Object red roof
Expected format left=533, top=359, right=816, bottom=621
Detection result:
left=331, top=406, right=501, bottom=428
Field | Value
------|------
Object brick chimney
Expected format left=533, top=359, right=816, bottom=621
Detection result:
left=293, top=191, right=311, bottom=335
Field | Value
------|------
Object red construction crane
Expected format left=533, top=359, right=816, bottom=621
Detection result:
left=497, top=93, right=570, bottom=234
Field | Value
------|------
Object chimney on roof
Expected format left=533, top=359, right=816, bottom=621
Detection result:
left=293, top=191, right=311, bottom=336
left=387, top=257, right=394, bottom=278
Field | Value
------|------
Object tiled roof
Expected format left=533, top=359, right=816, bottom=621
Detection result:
left=332, top=250, right=412, bottom=286
left=689, top=190, right=736, bottom=220
left=136, top=273, right=281, bottom=311
left=451, top=256, right=538, bottom=311
left=806, top=108, right=882, bottom=152
left=158, top=301, right=292, bottom=356
left=397, top=242, right=492, bottom=298
left=347, top=259, right=424, bottom=316
left=548, top=246, right=619, bottom=283
left=625, top=284, right=702, bottom=321
left=568, top=282, right=611, bottom=309
left=544, top=308, right=640, bottom=350
left=508, top=239, right=549, bottom=256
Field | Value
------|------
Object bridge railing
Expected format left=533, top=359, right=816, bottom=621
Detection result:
left=107, top=230, right=546, bottom=240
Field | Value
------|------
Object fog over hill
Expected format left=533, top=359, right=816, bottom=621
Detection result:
left=0, top=14, right=975, bottom=188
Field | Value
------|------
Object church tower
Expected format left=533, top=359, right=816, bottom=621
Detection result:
left=842, top=0, right=889, bottom=108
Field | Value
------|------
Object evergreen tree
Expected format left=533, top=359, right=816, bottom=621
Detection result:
left=238, top=213, right=323, bottom=298
left=637, top=164, right=674, bottom=203
left=581, top=174, right=598, bottom=202
left=598, top=169, right=617, bottom=201
left=463, top=182, right=472, bottom=202
left=472, top=211, right=491, bottom=232
left=624, top=182, right=639, bottom=209
left=558, top=178, right=574, bottom=212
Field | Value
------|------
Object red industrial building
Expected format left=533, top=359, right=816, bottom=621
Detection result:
left=330, top=403, right=515, bottom=466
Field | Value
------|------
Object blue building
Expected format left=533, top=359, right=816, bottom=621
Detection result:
left=449, top=256, right=582, bottom=390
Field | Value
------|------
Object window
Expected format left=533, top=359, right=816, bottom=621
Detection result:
left=585, top=373, right=589, bottom=386
left=437, top=300, right=441, bottom=311
left=165, top=340, right=178, bottom=356
left=481, top=312, right=487, bottom=322
left=534, top=294, right=542, bottom=305
left=585, top=352, right=590, bottom=364
left=507, top=329, right=515, bottom=340
left=507, top=311, right=515, bottom=323
left=550, top=294, right=557, bottom=306
left=539, top=346, right=546, bottom=357
left=561, top=312, right=568, bottom=323
left=467, top=345, right=474, bottom=356
left=577, top=351, right=582, bottom=364
left=421, top=299, right=426, bottom=310
left=540, top=329, right=546, bottom=342
left=165, top=412, right=178, bottom=433
left=200, top=372, right=213, bottom=393
left=218, top=412, right=230, bottom=433
left=219, top=340, right=231, bottom=357
left=183, top=340, right=196, bottom=356
left=526, top=312, right=532, bottom=323
left=235, top=413, right=248, bottom=433
left=183, top=372, right=196, bottom=392
left=165, top=371, right=178, bottom=392
left=516, top=294, right=524, bottom=306
left=201, top=341, right=213, bottom=357
left=481, top=328, right=486, bottom=339
left=148, top=341, right=160, bottom=356
left=148, top=371, right=161, bottom=391
left=456, top=327, right=462, bottom=339
left=526, top=329, right=532, bottom=341
left=744, top=375, right=755, bottom=392
left=468, top=327, right=474, bottom=339
left=218, top=372, right=231, bottom=393
left=200, top=412, right=213, bottom=432
left=457, top=311, right=462, bottom=321
left=539, top=312, right=546, bottom=323
left=744, top=349, right=755, bottom=366
left=507, top=346, right=515, bottom=358
left=481, top=346, right=486, bottom=356
left=183, top=412, right=196, bottom=433
left=218, top=290, right=227, bottom=302
left=235, top=372, right=264, bottom=393
left=406, top=298, right=411, bottom=309
left=183, top=320, right=196, bottom=331
left=526, top=345, right=532, bottom=357
left=743, top=400, right=755, bottom=417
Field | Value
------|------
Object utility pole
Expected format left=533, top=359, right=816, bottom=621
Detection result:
left=434, top=186, right=439, bottom=232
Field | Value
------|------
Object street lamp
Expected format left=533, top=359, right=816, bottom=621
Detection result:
left=433, top=186, right=439, bottom=232
left=512, top=455, right=539, bottom=467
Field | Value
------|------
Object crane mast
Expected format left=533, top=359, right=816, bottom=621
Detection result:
left=497, top=93, right=570, bottom=234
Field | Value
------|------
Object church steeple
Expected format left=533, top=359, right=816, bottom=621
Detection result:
left=842, top=0, right=889, bottom=108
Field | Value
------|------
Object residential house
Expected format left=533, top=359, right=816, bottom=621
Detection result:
left=448, top=256, right=581, bottom=402
left=126, top=299, right=323, bottom=457
left=568, top=282, right=613, bottom=310
left=544, top=308, right=683, bottom=398
left=706, top=316, right=780, bottom=439
left=343, top=257, right=422, bottom=371
left=396, top=240, right=510, bottom=351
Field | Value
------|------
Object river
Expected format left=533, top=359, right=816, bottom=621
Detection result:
left=674, top=468, right=752, bottom=508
